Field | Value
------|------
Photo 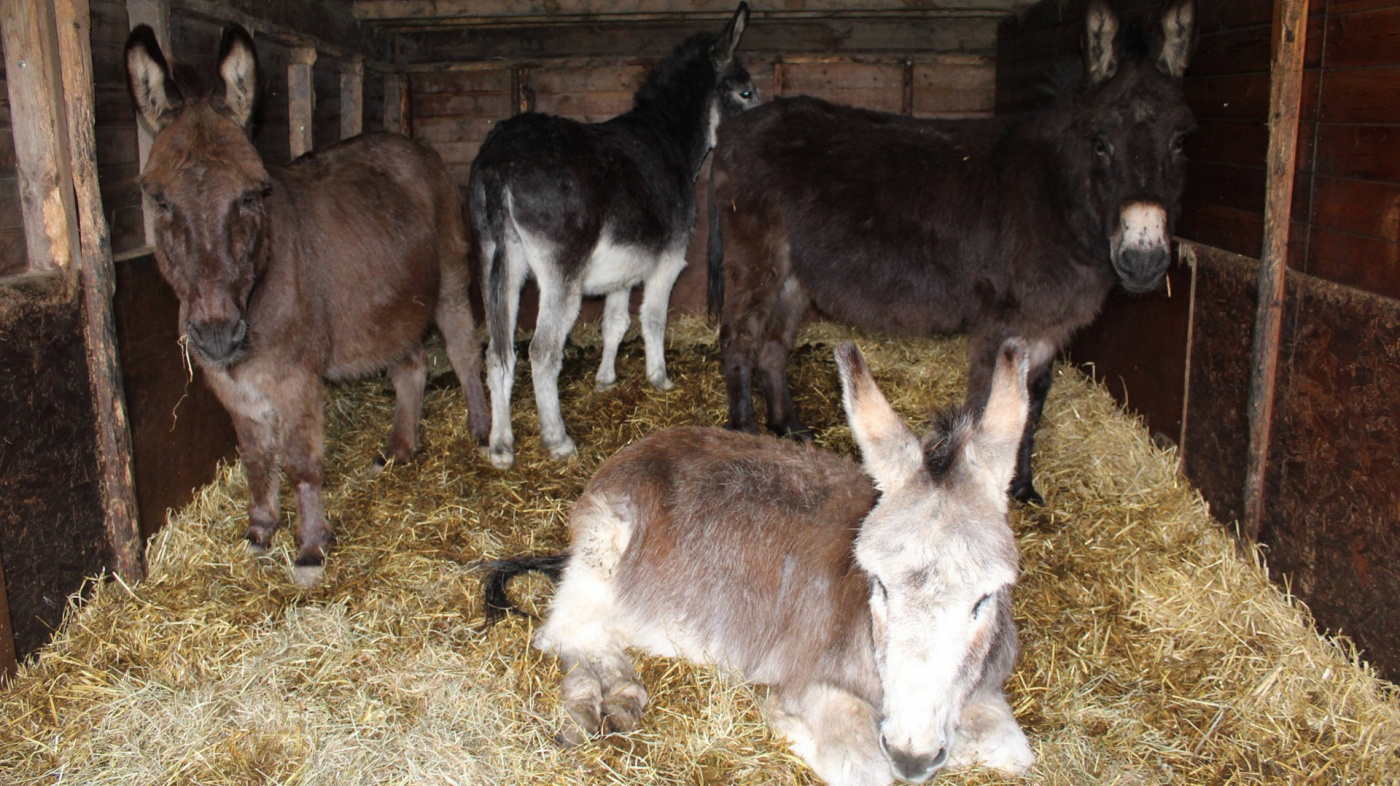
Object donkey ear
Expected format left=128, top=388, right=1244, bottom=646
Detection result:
left=836, top=342, right=923, bottom=491
left=1082, top=0, right=1120, bottom=87
left=712, top=2, right=751, bottom=68
left=973, top=339, right=1031, bottom=491
left=1154, top=0, right=1197, bottom=79
left=218, top=25, right=259, bottom=129
left=126, top=25, right=183, bottom=132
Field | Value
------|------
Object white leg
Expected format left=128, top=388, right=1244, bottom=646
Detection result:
left=482, top=231, right=527, bottom=469
left=767, top=684, right=894, bottom=786
left=947, top=690, right=1035, bottom=776
left=638, top=249, right=687, bottom=391
left=595, top=288, right=631, bottom=391
left=529, top=268, right=584, bottom=461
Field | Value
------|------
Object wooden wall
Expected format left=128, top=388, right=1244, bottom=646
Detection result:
left=999, top=0, right=1400, bottom=681
left=0, top=40, right=24, bottom=277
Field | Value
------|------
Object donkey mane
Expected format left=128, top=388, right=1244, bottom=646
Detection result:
left=634, top=32, right=722, bottom=110
left=923, top=409, right=977, bottom=481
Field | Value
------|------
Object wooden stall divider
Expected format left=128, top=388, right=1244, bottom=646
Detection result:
left=1243, top=0, right=1310, bottom=540
left=341, top=55, right=364, bottom=140
left=289, top=46, right=317, bottom=158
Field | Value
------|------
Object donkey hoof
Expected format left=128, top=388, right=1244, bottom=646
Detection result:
left=601, top=683, right=648, bottom=734
left=371, top=454, right=389, bottom=476
left=291, top=553, right=326, bottom=588
left=547, top=436, right=578, bottom=462
left=649, top=375, right=674, bottom=392
left=245, top=528, right=274, bottom=554
left=487, top=443, right=515, bottom=469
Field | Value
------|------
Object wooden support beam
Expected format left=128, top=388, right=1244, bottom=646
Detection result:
left=128, top=0, right=171, bottom=248
left=0, top=545, right=14, bottom=684
left=288, top=46, right=317, bottom=158
left=1243, top=0, right=1310, bottom=540
left=56, top=0, right=144, bottom=582
left=512, top=66, right=534, bottom=114
left=354, top=0, right=1017, bottom=25
left=1, top=0, right=80, bottom=272
left=340, top=56, right=364, bottom=140
left=901, top=58, right=914, bottom=115
left=383, top=72, right=410, bottom=136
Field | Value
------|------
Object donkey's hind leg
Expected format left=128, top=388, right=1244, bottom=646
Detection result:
left=756, top=277, right=811, bottom=439
left=595, top=288, right=631, bottom=391
left=535, top=492, right=647, bottom=745
left=530, top=267, right=585, bottom=461
left=768, top=683, right=891, bottom=786
left=638, top=248, right=687, bottom=391
left=375, top=343, right=428, bottom=475
left=481, top=226, right=528, bottom=469
left=436, top=261, right=491, bottom=443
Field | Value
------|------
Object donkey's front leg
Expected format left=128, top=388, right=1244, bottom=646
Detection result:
left=375, top=343, right=428, bottom=474
left=275, top=374, right=332, bottom=587
left=595, top=288, right=631, bottom=391
left=207, top=370, right=282, bottom=551
left=638, top=251, right=687, bottom=391
left=768, top=683, right=893, bottom=786
left=947, top=689, right=1035, bottom=776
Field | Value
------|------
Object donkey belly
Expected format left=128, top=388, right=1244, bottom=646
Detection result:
left=580, top=234, right=665, bottom=296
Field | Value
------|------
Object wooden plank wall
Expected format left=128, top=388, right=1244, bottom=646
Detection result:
left=408, top=51, right=995, bottom=323
left=0, top=41, right=25, bottom=277
left=999, top=0, right=1400, bottom=681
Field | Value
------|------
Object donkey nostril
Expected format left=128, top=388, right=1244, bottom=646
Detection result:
left=880, top=734, right=891, bottom=755
left=231, top=319, right=247, bottom=345
left=930, top=747, right=948, bottom=769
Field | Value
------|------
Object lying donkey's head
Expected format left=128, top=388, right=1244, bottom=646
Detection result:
left=838, top=340, right=1029, bottom=782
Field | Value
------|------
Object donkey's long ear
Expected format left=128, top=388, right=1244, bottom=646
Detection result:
left=973, top=339, right=1031, bottom=492
left=218, top=25, right=259, bottom=129
left=1154, top=0, right=1197, bottom=79
left=836, top=343, right=923, bottom=491
left=1082, top=0, right=1120, bottom=87
left=126, top=25, right=183, bottom=132
left=712, top=3, right=751, bottom=68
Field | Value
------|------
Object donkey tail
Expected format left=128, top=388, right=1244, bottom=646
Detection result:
left=706, top=176, right=725, bottom=321
left=469, top=170, right=515, bottom=366
left=476, top=552, right=569, bottom=624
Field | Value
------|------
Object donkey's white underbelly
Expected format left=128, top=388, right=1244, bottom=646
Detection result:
left=580, top=235, right=659, bottom=296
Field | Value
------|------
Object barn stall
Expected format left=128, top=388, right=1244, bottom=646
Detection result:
left=0, top=0, right=1397, bottom=782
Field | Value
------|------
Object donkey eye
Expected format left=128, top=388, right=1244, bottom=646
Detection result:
left=872, top=577, right=888, bottom=600
left=739, top=89, right=753, bottom=99
left=1094, top=136, right=1114, bottom=159
left=149, top=193, right=170, bottom=212
left=1170, top=133, right=1186, bottom=155
left=972, top=593, right=992, bottom=619
left=239, top=192, right=261, bottom=209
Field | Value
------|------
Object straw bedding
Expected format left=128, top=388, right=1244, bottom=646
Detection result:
left=1, top=318, right=1397, bottom=785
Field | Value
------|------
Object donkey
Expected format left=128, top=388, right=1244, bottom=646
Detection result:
left=485, top=341, right=1037, bottom=785
left=126, top=25, right=491, bottom=585
left=468, top=3, right=758, bottom=469
left=709, top=0, right=1196, bottom=504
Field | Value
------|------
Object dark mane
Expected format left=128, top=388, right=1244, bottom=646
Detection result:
left=923, top=408, right=977, bottom=480
left=634, top=32, right=721, bottom=111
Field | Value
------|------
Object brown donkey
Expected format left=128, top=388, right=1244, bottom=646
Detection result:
left=125, top=25, right=490, bottom=585
left=486, top=341, right=1036, bottom=785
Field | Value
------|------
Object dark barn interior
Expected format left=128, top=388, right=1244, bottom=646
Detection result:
left=0, top=0, right=1397, bottom=712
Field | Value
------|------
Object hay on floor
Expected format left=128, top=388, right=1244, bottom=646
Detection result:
left=1, top=318, right=1397, bottom=785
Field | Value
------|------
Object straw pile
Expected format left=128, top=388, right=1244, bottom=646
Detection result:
left=1, top=318, right=1397, bottom=785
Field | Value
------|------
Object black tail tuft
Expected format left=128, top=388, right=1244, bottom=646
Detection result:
left=706, top=178, right=725, bottom=321
left=478, top=553, right=569, bottom=624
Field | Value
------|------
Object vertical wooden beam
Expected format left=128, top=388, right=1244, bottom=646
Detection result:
left=56, top=0, right=144, bottom=582
left=0, top=548, right=13, bottom=683
left=383, top=72, right=410, bottom=136
left=288, top=46, right=317, bottom=157
left=512, top=66, right=533, bottom=115
left=126, top=0, right=169, bottom=247
left=1, top=0, right=80, bottom=272
left=339, top=55, right=364, bottom=140
left=901, top=58, right=914, bottom=115
left=772, top=60, right=785, bottom=98
left=1243, top=0, right=1310, bottom=540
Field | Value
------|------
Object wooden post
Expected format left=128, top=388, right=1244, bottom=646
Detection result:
left=288, top=46, right=317, bottom=157
left=901, top=58, right=914, bottom=115
left=1, top=0, right=80, bottom=272
left=772, top=61, right=785, bottom=98
left=0, top=548, right=13, bottom=683
left=512, top=66, right=534, bottom=115
left=340, top=56, right=364, bottom=140
left=1242, top=0, right=1309, bottom=540
left=126, top=0, right=170, bottom=248
left=383, top=72, right=410, bottom=136
left=56, top=0, right=144, bottom=582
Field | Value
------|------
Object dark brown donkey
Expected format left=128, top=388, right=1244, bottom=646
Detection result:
left=710, top=0, right=1196, bottom=504
left=125, top=25, right=490, bottom=584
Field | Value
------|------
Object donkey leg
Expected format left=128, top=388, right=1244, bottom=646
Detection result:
left=947, top=689, right=1035, bottom=776
left=768, top=684, right=892, bottom=786
left=535, top=492, right=647, bottom=744
left=374, top=343, right=428, bottom=475
left=436, top=262, right=491, bottom=443
left=206, top=371, right=282, bottom=551
left=638, top=249, right=687, bottom=391
left=483, top=233, right=528, bottom=469
left=594, top=288, right=630, bottom=391
left=720, top=322, right=758, bottom=433
left=275, top=374, right=332, bottom=586
left=530, top=272, right=584, bottom=461
left=1009, top=365, right=1053, bottom=506
left=757, top=278, right=811, bottom=439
